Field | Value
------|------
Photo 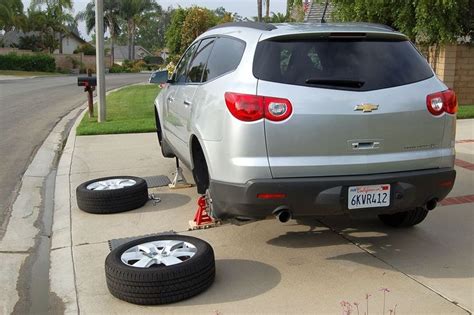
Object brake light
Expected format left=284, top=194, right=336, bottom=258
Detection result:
left=257, top=193, right=287, bottom=199
left=225, top=92, right=292, bottom=122
left=224, top=92, right=264, bottom=121
left=426, top=89, right=457, bottom=116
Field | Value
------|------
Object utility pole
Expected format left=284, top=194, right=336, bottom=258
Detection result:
left=95, top=0, right=106, bottom=122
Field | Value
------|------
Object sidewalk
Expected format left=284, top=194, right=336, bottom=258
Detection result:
left=50, top=118, right=474, bottom=314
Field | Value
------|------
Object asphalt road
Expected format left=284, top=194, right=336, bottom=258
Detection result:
left=0, top=73, right=150, bottom=229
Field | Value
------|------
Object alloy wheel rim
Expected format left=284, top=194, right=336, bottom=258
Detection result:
left=86, top=179, right=136, bottom=191
left=120, top=240, right=197, bottom=268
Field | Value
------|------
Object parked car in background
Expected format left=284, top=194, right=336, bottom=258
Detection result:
left=153, top=22, right=457, bottom=227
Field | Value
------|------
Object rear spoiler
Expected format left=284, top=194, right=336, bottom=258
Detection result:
left=260, top=31, right=408, bottom=42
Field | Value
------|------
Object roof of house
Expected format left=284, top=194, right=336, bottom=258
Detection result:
left=69, top=30, right=88, bottom=44
left=113, top=45, right=153, bottom=60
left=305, top=0, right=335, bottom=22
left=0, top=29, right=87, bottom=47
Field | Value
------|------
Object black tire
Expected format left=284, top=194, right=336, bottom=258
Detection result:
left=105, top=235, right=215, bottom=305
left=378, top=207, right=429, bottom=227
left=76, top=176, right=148, bottom=214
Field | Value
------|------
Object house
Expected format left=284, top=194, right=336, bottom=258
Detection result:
left=0, top=29, right=88, bottom=54
left=305, top=0, right=334, bottom=22
left=113, top=45, right=152, bottom=64
left=54, top=31, right=88, bottom=54
left=156, top=48, right=169, bottom=62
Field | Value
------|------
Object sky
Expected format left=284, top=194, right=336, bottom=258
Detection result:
left=22, top=0, right=288, bottom=40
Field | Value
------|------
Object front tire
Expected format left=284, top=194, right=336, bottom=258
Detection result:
left=378, top=207, right=428, bottom=227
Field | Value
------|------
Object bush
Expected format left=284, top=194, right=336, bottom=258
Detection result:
left=109, top=64, right=131, bottom=73
left=0, top=53, right=56, bottom=72
left=74, top=44, right=96, bottom=55
left=143, top=55, right=164, bottom=65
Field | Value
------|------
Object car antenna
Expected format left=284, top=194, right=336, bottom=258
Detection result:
left=321, top=0, right=329, bottom=23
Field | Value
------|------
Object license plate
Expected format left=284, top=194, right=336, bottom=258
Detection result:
left=348, top=184, right=390, bottom=209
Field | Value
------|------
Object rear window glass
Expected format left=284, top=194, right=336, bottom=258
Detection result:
left=253, top=39, right=433, bottom=91
left=205, top=37, right=245, bottom=82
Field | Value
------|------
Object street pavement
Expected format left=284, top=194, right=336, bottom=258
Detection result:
left=45, top=119, right=473, bottom=314
left=0, top=73, right=149, bottom=232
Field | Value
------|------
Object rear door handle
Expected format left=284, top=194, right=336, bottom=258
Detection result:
left=167, top=96, right=174, bottom=103
left=352, top=141, right=380, bottom=150
left=183, top=100, right=192, bottom=106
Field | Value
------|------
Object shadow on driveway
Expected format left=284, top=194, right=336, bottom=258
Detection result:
left=266, top=212, right=473, bottom=280
left=175, top=259, right=281, bottom=306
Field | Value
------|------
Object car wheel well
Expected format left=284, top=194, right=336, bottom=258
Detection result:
left=154, top=106, right=162, bottom=142
left=191, top=136, right=209, bottom=194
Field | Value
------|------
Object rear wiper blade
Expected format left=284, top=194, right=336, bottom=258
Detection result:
left=305, top=79, right=365, bottom=88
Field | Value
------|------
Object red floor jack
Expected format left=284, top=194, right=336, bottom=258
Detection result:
left=189, top=196, right=219, bottom=230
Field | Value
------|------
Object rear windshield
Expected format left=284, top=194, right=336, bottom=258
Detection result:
left=253, top=39, right=433, bottom=91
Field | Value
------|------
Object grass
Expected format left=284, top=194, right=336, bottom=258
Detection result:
left=76, top=84, right=160, bottom=136
left=0, top=70, right=60, bottom=76
left=458, top=105, right=474, bottom=119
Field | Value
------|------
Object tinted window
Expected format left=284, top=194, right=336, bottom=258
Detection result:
left=186, top=38, right=215, bottom=83
left=205, top=37, right=245, bottom=82
left=253, top=39, right=433, bottom=91
left=174, top=42, right=198, bottom=83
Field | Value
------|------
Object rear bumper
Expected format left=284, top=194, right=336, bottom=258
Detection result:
left=209, top=168, right=456, bottom=219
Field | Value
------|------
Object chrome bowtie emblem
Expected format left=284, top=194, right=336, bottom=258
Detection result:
left=354, top=103, right=379, bottom=112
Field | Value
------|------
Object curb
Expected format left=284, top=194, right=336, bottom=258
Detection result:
left=50, top=83, right=148, bottom=313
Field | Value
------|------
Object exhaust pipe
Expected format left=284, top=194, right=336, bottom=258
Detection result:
left=273, top=208, right=292, bottom=223
left=426, top=199, right=437, bottom=211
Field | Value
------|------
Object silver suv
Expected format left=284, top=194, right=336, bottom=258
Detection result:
left=153, top=22, right=457, bottom=227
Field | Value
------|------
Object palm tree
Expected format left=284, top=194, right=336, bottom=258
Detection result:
left=31, top=0, right=74, bottom=53
left=271, top=12, right=287, bottom=23
left=257, top=0, right=262, bottom=22
left=265, top=0, right=270, bottom=21
left=0, top=0, right=25, bottom=32
left=118, top=0, right=155, bottom=60
left=76, top=0, right=121, bottom=64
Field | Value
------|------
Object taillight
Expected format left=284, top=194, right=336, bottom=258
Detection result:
left=264, top=97, right=293, bottom=121
left=224, top=92, right=292, bottom=122
left=426, top=89, right=457, bottom=116
left=224, top=92, right=264, bottom=121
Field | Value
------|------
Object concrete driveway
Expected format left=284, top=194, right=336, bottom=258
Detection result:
left=45, top=119, right=474, bottom=314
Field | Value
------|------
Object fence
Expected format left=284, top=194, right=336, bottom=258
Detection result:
left=0, top=48, right=112, bottom=73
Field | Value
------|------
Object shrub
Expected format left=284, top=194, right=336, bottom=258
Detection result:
left=109, top=64, right=131, bottom=73
left=143, top=55, right=164, bottom=65
left=131, top=60, right=146, bottom=72
left=74, top=44, right=96, bottom=55
left=0, top=53, right=56, bottom=72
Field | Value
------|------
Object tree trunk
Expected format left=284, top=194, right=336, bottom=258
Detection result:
left=59, top=32, right=63, bottom=54
left=127, top=19, right=133, bottom=60
left=257, top=0, right=262, bottom=22
left=131, top=21, right=136, bottom=60
left=265, top=0, right=270, bottom=20
left=111, top=34, right=115, bottom=65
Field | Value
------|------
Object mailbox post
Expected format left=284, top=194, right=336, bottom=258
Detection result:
left=77, top=74, right=97, bottom=118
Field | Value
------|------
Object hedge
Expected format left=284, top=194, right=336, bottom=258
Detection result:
left=0, top=53, right=56, bottom=72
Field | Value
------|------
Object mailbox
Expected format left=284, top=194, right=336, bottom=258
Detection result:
left=78, top=76, right=97, bottom=87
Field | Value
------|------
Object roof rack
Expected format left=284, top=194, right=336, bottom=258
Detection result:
left=209, top=22, right=276, bottom=32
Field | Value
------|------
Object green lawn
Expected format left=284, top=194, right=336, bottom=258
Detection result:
left=458, top=105, right=474, bottom=119
left=76, top=84, right=160, bottom=136
left=0, top=70, right=60, bottom=76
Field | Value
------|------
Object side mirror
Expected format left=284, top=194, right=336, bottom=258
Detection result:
left=149, top=70, right=169, bottom=84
